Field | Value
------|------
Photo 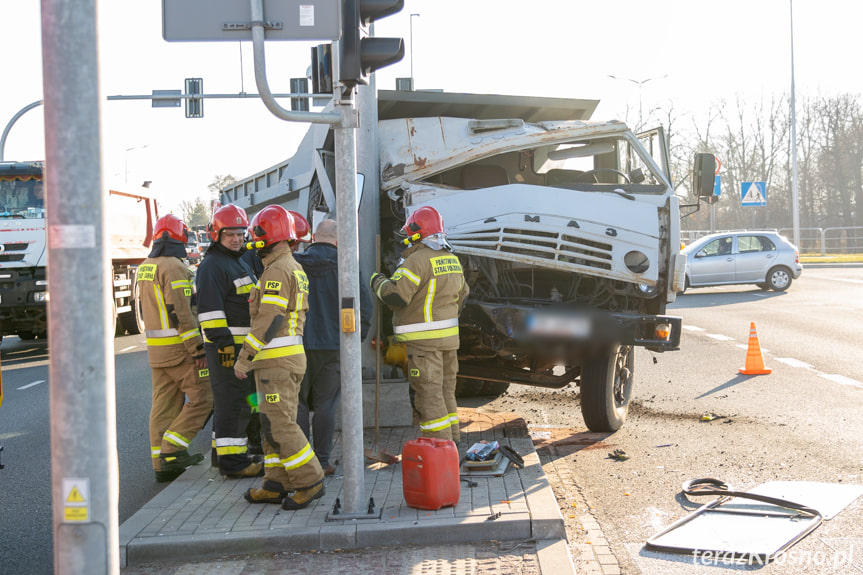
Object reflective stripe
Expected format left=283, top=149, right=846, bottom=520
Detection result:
left=199, top=311, right=227, bottom=322
left=234, top=276, right=254, bottom=294
left=264, top=454, right=282, bottom=468
left=424, top=278, right=436, bottom=322
left=261, top=294, right=289, bottom=309
left=180, top=328, right=200, bottom=341
left=448, top=413, right=459, bottom=425
left=215, top=436, right=248, bottom=456
left=154, top=284, right=169, bottom=328
left=394, top=317, right=458, bottom=334
left=151, top=447, right=160, bottom=459
left=171, top=279, right=191, bottom=289
left=420, top=414, right=452, bottom=432
left=162, top=430, right=191, bottom=449
left=147, top=336, right=183, bottom=346
left=394, top=326, right=459, bottom=342
left=244, top=333, right=265, bottom=351
left=252, top=335, right=304, bottom=361
left=282, top=443, right=315, bottom=470
left=230, top=327, right=251, bottom=335
left=394, top=266, right=420, bottom=285
left=146, top=329, right=179, bottom=338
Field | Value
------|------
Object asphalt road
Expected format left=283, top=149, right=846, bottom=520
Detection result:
left=0, top=334, right=211, bottom=575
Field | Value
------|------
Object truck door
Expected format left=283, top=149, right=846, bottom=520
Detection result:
left=637, top=127, right=671, bottom=182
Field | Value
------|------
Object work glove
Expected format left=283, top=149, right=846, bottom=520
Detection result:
left=217, top=346, right=236, bottom=368
left=370, top=272, right=386, bottom=291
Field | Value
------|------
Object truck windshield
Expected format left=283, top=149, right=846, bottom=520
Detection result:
left=532, top=134, right=666, bottom=193
left=0, top=175, right=45, bottom=218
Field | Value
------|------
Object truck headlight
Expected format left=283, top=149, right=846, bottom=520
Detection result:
left=33, top=291, right=49, bottom=303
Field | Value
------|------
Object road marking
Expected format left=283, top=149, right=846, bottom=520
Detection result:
left=829, top=277, right=863, bottom=284
left=682, top=325, right=705, bottom=331
left=776, top=357, right=813, bottom=369
left=818, top=373, right=863, bottom=389
left=706, top=333, right=734, bottom=341
left=17, top=380, right=45, bottom=390
left=119, top=346, right=137, bottom=352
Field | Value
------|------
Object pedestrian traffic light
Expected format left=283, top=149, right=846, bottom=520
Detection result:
left=185, top=77, right=203, bottom=118
left=339, top=0, right=405, bottom=87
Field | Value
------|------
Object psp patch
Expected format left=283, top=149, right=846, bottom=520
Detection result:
left=410, top=368, right=420, bottom=377
left=265, top=393, right=280, bottom=403
left=198, top=368, right=209, bottom=378
left=264, top=280, right=281, bottom=291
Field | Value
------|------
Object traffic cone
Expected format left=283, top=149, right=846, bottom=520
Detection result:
left=739, top=322, right=772, bottom=375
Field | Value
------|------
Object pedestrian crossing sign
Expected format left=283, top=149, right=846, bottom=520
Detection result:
left=741, top=182, right=767, bottom=206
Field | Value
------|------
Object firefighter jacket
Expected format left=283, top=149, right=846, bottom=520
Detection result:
left=137, top=250, right=204, bottom=368
left=371, top=243, right=469, bottom=351
left=233, top=242, right=308, bottom=375
left=196, top=242, right=256, bottom=349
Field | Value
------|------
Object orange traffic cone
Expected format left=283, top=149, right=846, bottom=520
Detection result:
left=739, top=322, right=772, bottom=375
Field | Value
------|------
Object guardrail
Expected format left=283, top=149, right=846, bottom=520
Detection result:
left=681, top=227, right=863, bottom=256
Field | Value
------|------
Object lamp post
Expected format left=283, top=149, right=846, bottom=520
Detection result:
left=607, top=74, right=668, bottom=131
left=410, top=13, right=420, bottom=86
left=790, top=0, right=800, bottom=250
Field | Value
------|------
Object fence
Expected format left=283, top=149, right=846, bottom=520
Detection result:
left=680, top=227, right=863, bottom=256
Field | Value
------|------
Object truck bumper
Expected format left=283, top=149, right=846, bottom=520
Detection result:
left=0, top=268, right=48, bottom=336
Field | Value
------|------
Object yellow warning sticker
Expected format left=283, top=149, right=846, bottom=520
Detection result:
left=64, top=507, right=89, bottom=521
left=66, top=486, right=86, bottom=503
left=62, top=477, right=90, bottom=523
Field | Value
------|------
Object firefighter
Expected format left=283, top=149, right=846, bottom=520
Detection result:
left=139, top=214, right=213, bottom=482
left=196, top=204, right=262, bottom=478
left=234, top=206, right=325, bottom=510
left=370, top=206, right=470, bottom=443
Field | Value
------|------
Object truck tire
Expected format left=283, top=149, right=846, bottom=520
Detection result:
left=120, top=277, right=146, bottom=335
left=455, top=377, right=511, bottom=398
left=579, top=344, right=634, bottom=432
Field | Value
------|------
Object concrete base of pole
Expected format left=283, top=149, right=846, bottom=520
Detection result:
left=334, top=379, right=412, bottom=430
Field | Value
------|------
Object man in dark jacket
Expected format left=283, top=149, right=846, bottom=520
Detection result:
left=294, top=219, right=371, bottom=475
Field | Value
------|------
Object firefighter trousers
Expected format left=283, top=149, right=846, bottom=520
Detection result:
left=406, top=345, right=460, bottom=442
left=206, top=345, right=257, bottom=474
left=149, top=356, right=213, bottom=471
left=255, top=366, right=324, bottom=491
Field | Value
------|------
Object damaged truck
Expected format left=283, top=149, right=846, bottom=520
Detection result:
left=221, top=89, right=715, bottom=431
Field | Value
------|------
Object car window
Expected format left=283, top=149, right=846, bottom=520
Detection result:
left=700, top=237, right=732, bottom=256
left=738, top=235, right=776, bottom=253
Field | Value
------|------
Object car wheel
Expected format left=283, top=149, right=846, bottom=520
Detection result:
left=767, top=266, right=792, bottom=291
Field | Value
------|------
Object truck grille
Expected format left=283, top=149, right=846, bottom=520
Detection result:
left=0, top=253, right=26, bottom=262
left=450, top=225, right=613, bottom=271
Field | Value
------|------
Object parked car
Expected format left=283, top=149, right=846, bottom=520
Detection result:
left=681, top=231, right=802, bottom=292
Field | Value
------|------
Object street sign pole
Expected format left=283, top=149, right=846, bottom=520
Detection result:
left=42, top=0, right=119, bottom=573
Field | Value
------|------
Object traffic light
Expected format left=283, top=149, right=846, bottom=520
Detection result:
left=339, top=0, right=405, bottom=87
left=185, top=77, right=203, bottom=118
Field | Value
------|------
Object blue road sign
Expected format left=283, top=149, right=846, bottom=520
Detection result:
left=713, top=175, right=721, bottom=197
left=741, top=181, right=766, bottom=207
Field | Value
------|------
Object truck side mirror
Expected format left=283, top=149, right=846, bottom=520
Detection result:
left=692, top=153, right=716, bottom=200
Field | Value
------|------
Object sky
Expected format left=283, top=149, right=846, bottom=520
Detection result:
left=1, top=0, right=861, bottom=215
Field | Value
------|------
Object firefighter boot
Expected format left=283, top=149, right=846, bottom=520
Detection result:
left=158, top=450, right=204, bottom=481
left=223, top=460, right=263, bottom=479
left=244, top=480, right=288, bottom=504
left=281, top=481, right=325, bottom=511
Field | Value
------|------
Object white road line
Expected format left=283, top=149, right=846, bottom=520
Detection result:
left=682, top=325, right=705, bottom=331
left=17, top=380, right=46, bottom=390
left=706, top=333, right=734, bottom=341
left=776, top=357, right=814, bottom=369
left=818, top=373, right=863, bottom=389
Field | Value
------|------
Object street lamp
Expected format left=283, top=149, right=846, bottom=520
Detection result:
left=789, top=0, right=801, bottom=250
left=410, top=13, right=420, bottom=86
left=607, top=74, right=668, bottom=130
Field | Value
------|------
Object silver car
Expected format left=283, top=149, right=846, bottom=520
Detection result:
left=681, top=231, right=803, bottom=291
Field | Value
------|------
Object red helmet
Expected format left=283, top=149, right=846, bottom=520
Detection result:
left=249, top=205, right=300, bottom=245
left=288, top=210, right=312, bottom=242
left=402, top=206, right=445, bottom=245
left=153, top=214, right=188, bottom=244
left=208, top=204, right=249, bottom=242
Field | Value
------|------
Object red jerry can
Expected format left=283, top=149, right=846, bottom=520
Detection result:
left=401, top=437, right=460, bottom=510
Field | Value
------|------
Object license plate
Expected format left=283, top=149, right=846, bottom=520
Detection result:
left=526, top=311, right=591, bottom=338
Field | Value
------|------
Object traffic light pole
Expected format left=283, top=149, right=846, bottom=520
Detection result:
left=42, top=0, right=120, bottom=573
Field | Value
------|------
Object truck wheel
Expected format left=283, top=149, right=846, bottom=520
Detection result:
left=455, top=378, right=510, bottom=398
left=121, top=279, right=146, bottom=335
left=579, top=344, right=634, bottom=432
